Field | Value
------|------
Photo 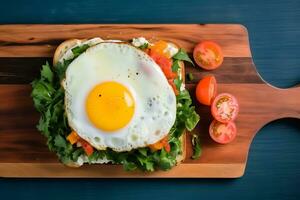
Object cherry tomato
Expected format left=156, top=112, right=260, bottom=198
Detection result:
left=193, top=41, right=224, bottom=70
left=149, top=50, right=177, bottom=79
left=211, top=93, right=239, bottom=123
left=209, top=120, right=237, bottom=144
left=195, top=75, right=217, bottom=106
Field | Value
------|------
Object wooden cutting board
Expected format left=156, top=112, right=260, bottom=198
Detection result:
left=0, top=24, right=299, bottom=178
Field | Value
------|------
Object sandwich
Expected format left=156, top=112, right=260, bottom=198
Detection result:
left=31, top=36, right=200, bottom=171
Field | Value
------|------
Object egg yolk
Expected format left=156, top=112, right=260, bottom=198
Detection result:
left=86, top=81, right=135, bottom=131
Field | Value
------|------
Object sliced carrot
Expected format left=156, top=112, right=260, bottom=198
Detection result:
left=67, top=131, right=80, bottom=145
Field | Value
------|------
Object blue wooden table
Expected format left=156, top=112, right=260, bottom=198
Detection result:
left=0, top=0, right=299, bottom=199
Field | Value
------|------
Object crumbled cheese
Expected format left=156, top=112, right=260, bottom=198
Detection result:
left=177, top=61, right=185, bottom=91
left=58, top=37, right=103, bottom=63
left=83, top=37, right=104, bottom=46
left=132, top=37, right=149, bottom=47
left=178, top=67, right=182, bottom=80
left=164, top=43, right=179, bottom=58
left=75, top=155, right=111, bottom=166
left=59, top=47, right=76, bottom=62
left=76, top=142, right=82, bottom=147
left=104, top=39, right=122, bottom=43
left=180, top=83, right=185, bottom=91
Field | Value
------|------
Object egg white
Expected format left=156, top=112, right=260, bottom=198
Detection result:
left=63, top=42, right=176, bottom=152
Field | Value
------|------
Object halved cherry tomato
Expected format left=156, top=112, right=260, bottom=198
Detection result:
left=149, top=51, right=177, bottom=79
left=195, top=75, right=217, bottom=106
left=79, top=139, right=94, bottom=156
left=209, top=120, right=237, bottom=144
left=193, top=41, right=224, bottom=70
left=150, top=40, right=171, bottom=58
left=149, top=136, right=170, bottom=152
left=211, top=93, right=239, bottom=123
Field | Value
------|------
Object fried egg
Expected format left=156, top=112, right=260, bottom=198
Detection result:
left=62, top=42, right=176, bottom=152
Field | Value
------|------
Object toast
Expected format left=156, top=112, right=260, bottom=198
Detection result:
left=53, top=38, right=187, bottom=167
left=53, top=39, right=82, bottom=66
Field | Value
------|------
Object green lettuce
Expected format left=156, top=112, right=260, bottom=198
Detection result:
left=31, top=44, right=201, bottom=172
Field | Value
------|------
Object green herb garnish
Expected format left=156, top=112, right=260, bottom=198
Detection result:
left=139, top=43, right=149, bottom=49
left=71, top=44, right=90, bottom=58
left=187, top=73, right=194, bottom=81
left=173, top=48, right=194, bottom=66
left=191, top=134, right=202, bottom=159
left=31, top=43, right=201, bottom=172
left=172, top=60, right=180, bottom=72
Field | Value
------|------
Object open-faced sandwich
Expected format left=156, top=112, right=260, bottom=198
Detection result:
left=31, top=37, right=200, bottom=171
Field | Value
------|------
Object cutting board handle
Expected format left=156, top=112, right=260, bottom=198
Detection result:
left=259, top=83, right=300, bottom=122
left=280, top=84, right=300, bottom=118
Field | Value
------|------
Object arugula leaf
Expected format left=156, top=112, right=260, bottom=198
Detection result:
left=50, top=100, right=64, bottom=124
left=187, top=73, right=194, bottom=81
left=136, top=154, right=154, bottom=171
left=123, top=160, right=138, bottom=171
left=170, top=49, right=201, bottom=159
left=36, top=108, right=51, bottom=136
left=41, top=62, right=53, bottom=82
left=173, top=48, right=194, bottom=66
left=87, top=151, right=106, bottom=162
left=158, top=149, right=176, bottom=171
left=191, top=134, right=202, bottom=159
left=139, top=43, right=148, bottom=49
left=60, top=156, right=72, bottom=165
left=72, top=148, right=84, bottom=161
left=71, top=44, right=90, bottom=58
left=172, top=59, right=180, bottom=72
left=145, top=161, right=154, bottom=171
left=169, top=137, right=182, bottom=157
left=159, top=157, right=173, bottom=170
left=176, top=89, right=192, bottom=102
left=185, top=107, right=200, bottom=131
left=31, top=81, right=55, bottom=112
left=138, top=148, right=148, bottom=157
left=54, top=135, right=67, bottom=149
left=55, top=60, right=69, bottom=81
left=174, top=78, right=182, bottom=91
left=174, top=88, right=200, bottom=132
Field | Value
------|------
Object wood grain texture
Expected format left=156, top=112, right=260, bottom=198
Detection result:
left=0, top=24, right=299, bottom=178
left=0, top=24, right=251, bottom=57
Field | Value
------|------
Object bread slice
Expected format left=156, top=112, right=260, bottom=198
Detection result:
left=53, top=39, right=82, bottom=66
left=65, top=160, right=81, bottom=168
left=54, top=39, right=187, bottom=167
